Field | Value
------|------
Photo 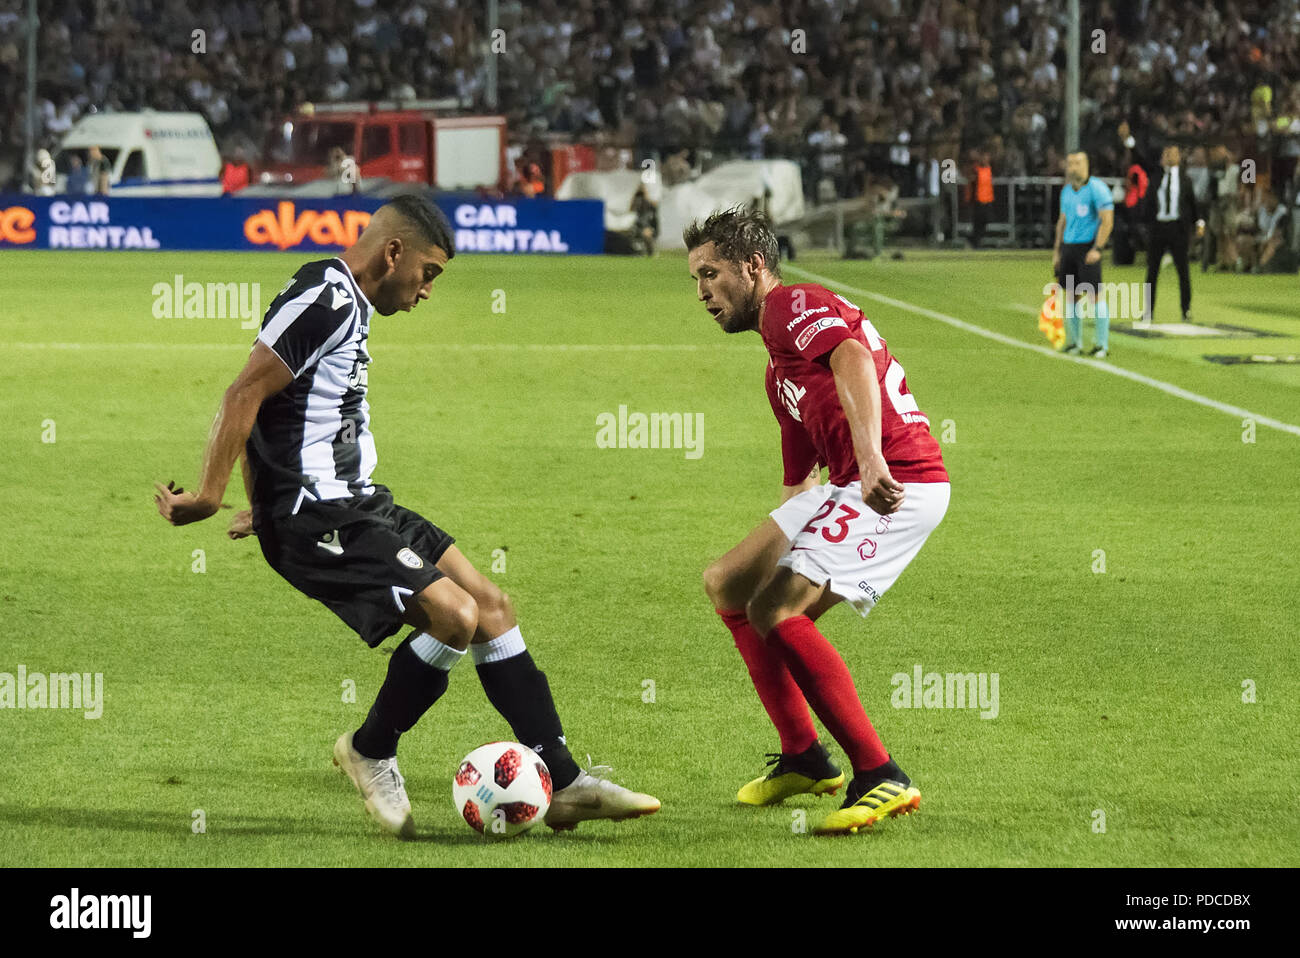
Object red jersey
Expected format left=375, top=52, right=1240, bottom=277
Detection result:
left=760, top=283, right=948, bottom=487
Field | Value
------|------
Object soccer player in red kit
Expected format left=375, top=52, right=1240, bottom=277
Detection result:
left=686, top=208, right=950, bottom=835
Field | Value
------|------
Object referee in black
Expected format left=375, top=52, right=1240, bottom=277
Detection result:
left=1141, top=144, right=1205, bottom=322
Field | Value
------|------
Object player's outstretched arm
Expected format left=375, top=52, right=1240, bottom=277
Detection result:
left=155, top=342, right=293, bottom=526
left=829, top=339, right=904, bottom=515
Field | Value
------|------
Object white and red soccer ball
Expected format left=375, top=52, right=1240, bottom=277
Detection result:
left=453, top=741, right=552, bottom=838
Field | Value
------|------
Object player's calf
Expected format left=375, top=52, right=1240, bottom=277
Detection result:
left=745, top=568, right=836, bottom=637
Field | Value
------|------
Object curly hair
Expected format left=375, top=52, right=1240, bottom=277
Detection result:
left=682, top=206, right=780, bottom=277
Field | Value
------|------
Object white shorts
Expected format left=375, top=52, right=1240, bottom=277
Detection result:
left=769, top=481, right=950, bottom=616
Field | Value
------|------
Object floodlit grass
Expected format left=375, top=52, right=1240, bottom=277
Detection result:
left=1, top=248, right=1296, bottom=866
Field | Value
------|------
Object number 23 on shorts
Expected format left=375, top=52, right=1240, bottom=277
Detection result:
left=801, top=500, right=862, bottom=543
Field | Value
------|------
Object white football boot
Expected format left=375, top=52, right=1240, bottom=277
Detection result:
left=545, top=759, right=661, bottom=831
left=333, top=732, right=416, bottom=839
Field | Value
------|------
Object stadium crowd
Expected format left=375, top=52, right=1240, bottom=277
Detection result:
left=1, top=0, right=1298, bottom=211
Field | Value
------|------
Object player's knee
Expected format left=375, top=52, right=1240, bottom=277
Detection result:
left=417, top=586, right=478, bottom=649
left=445, top=595, right=479, bottom=647
left=702, top=561, right=730, bottom=607
left=745, top=591, right=781, bottom=637
left=475, top=582, right=515, bottom=635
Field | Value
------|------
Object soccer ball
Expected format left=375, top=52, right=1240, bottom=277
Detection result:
left=453, top=741, right=552, bottom=838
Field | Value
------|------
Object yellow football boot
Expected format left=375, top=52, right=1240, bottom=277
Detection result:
left=737, top=743, right=845, bottom=806
left=813, top=777, right=920, bottom=836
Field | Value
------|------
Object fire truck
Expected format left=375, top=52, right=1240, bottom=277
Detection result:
left=259, top=100, right=508, bottom=191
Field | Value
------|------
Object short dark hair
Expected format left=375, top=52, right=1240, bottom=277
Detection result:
left=383, top=193, right=455, bottom=259
left=682, top=206, right=780, bottom=277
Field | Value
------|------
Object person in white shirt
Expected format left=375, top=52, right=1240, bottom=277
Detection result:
left=1142, top=145, right=1204, bottom=322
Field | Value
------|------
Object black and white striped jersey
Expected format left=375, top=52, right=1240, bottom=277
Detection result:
left=246, top=257, right=377, bottom=521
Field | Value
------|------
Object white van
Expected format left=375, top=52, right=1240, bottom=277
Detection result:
left=55, top=111, right=222, bottom=197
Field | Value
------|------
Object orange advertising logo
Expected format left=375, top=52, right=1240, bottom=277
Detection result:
left=0, top=206, right=36, bottom=244
left=244, top=202, right=371, bottom=250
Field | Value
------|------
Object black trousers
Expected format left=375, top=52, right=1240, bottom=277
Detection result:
left=1145, top=221, right=1192, bottom=319
left=971, top=202, right=990, bottom=248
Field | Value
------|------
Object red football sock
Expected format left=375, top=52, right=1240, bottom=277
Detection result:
left=719, top=609, right=817, bottom=754
left=767, top=614, right=889, bottom=772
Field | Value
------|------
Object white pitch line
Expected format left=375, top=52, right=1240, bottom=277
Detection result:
left=787, top=265, right=1300, bottom=439
left=6, top=342, right=754, bottom=352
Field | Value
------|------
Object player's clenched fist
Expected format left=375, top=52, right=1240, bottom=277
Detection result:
left=153, top=480, right=219, bottom=526
left=859, top=455, right=905, bottom=515
left=227, top=509, right=255, bottom=539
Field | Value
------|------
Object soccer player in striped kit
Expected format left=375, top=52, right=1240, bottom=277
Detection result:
left=155, top=194, right=658, bottom=838
left=687, top=208, right=950, bottom=836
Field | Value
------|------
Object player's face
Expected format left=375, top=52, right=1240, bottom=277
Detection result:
left=374, top=240, right=448, bottom=315
left=689, top=242, right=759, bottom=333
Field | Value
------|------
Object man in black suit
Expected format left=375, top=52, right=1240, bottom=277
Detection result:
left=1143, top=145, right=1205, bottom=322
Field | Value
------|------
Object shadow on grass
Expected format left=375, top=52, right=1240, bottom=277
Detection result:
left=0, top=803, right=624, bottom=847
left=409, top=825, right=609, bottom=846
left=0, top=803, right=356, bottom=838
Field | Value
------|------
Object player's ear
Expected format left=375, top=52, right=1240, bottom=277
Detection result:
left=385, top=237, right=404, bottom=274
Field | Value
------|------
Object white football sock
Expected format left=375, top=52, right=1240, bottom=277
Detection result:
left=409, top=632, right=466, bottom=671
left=470, top=626, right=527, bottom=665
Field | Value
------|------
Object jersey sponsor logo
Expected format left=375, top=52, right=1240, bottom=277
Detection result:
left=858, top=538, right=878, bottom=560
left=397, top=547, right=424, bottom=569
left=331, top=285, right=352, bottom=311
left=777, top=376, right=806, bottom=422
left=785, top=305, right=829, bottom=330
left=794, top=316, right=848, bottom=351
left=1076, top=202, right=1090, bottom=217
left=316, top=530, right=343, bottom=555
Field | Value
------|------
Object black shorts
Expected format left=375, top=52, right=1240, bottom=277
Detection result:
left=1057, top=241, right=1102, bottom=290
left=257, top=485, right=455, bottom=647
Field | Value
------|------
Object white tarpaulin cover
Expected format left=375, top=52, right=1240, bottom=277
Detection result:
left=556, top=160, right=804, bottom=249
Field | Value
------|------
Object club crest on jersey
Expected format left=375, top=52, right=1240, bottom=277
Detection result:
left=396, top=548, right=424, bottom=569
left=795, top=316, right=847, bottom=351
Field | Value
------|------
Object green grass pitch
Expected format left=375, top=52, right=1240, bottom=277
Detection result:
left=2, top=248, right=1297, bottom=867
